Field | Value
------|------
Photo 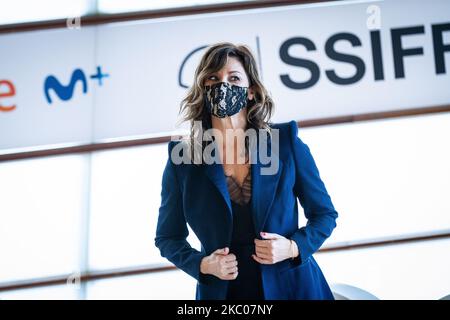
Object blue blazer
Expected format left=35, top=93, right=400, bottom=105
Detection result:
left=155, top=120, right=338, bottom=300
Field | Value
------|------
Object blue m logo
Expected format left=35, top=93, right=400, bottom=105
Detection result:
left=44, top=66, right=109, bottom=104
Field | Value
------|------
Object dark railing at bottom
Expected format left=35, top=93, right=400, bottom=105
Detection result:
left=0, top=228, right=448, bottom=293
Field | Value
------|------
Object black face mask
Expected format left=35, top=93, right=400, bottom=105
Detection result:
left=204, top=82, right=253, bottom=118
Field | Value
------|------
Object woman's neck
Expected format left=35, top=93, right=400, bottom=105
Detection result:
left=211, top=116, right=248, bottom=165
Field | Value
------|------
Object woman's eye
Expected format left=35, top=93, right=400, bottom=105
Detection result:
left=207, top=75, right=239, bottom=81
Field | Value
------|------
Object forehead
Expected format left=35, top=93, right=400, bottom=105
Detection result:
left=216, top=56, right=245, bottom=73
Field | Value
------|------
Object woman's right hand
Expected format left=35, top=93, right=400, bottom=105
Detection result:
left=200, top=247, right=238, bottom=280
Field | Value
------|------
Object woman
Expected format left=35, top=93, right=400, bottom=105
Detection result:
left=155, top=42, right=338, bottom=300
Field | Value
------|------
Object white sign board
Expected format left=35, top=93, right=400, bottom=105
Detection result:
left=1, top=0, right=449, bottom=153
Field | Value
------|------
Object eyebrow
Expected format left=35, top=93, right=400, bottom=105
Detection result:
left=229, top=70, right=242, bottom=75
left=209, top=70, right=243, bottom=76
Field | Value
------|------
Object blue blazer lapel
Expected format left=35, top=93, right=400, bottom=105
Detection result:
left=251, top=132, right=283, bottom=236
left=203, top=132, right=283, bottom=237
left=203, top=159, right=232, bottom=217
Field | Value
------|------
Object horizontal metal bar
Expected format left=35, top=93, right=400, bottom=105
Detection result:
left=318, top=228, right=450, bottom=253
left=1, top=229, right=449, bottom=293
left=0, top=135, right=179, bottom=162
left=1, top=104, right=449, bottom=162
left=297, top=104, right=450, bottom=128
left=0, top=0, right=335, bottom=34
left=0, top=265, right=176, bottom=292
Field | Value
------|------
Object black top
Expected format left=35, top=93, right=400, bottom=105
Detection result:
left=226, top=198, right=265, bottom=300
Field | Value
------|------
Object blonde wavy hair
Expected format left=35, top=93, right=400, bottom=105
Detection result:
left=177, top=42, right=275, bottom=163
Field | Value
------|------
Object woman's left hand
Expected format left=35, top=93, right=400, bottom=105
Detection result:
left=252, top=231, right=299, bottom=264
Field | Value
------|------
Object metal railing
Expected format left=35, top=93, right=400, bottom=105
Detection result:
left=1, top=228, right=449, bottom=292
left=0, top=0, right=337, bottom=34
left=2, top=104, right=450, bottom=162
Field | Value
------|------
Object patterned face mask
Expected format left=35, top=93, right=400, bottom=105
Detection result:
left=204, top=82, right=252, bottom=118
